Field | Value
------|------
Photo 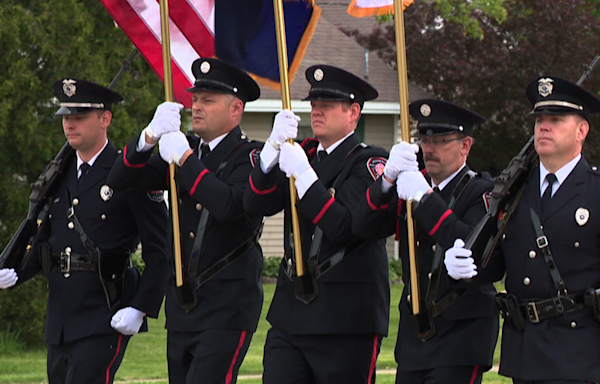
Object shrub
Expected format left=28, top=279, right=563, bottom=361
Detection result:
left=0, top=276, right=48, bottom=348
left=263, top=256, right=282, bottom=278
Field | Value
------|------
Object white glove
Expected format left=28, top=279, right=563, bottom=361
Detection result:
left=144, top=101, right=184, bottom=141
left=444, top=239, right=478, bottom=280
left=110, top=306, right=146, bottom=336
left=396, top=170, right=432, bottom=201
left=384, top=141, right=419, bottom=181
left=268, top=110, right=300, bottom=150
left=279, top=142, right=310, bottom=179
left=0, top=269, right=18, bottom=289
left=159, top=131, right=191, bottom=166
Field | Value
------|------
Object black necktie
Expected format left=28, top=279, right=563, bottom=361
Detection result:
left=79, top=163, right=91, bottom=179
left=200, top=143, right=211, bottom=160
left=541, top=173, right=557, bottom=212
left=433, top=186, right=440, bottom=193
left=317, top=150, right=328, bottom=163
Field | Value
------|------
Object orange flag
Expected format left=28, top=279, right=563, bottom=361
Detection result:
left=348, top=0, right=414, bottom=17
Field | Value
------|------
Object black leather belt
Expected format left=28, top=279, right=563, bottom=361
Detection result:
left=520, top=293, right=585, bottom=323
left=50, top=251, right=97, bottom=275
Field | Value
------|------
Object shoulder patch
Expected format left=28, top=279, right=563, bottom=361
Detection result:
left=147, top=190, right=165, bottom=203
left=366, top=157, right=387, bottom=181
left=482, top=191, right=492, bottom=212
left=249, top=148, right=261, bottom=168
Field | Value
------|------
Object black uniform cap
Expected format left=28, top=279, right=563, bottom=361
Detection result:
left=526, top=76, right=600, bottom=121
left=410, top=99, right=486, bottom=137
left=53, top=79, right=123, bottom=116
left=187, top=58, right=260, bottom=103
left=303, top=65, right=378, bottom=108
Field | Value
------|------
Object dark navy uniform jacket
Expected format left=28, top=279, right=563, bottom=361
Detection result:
left=108, top=127, right=264, bottom=333
left=353, top=166, right=499, bottom=370
left=20, top=142, right=169, bottom=345
left=243, top=134, right=390, bottom=336
left=488, top=157, right=600, bottom=382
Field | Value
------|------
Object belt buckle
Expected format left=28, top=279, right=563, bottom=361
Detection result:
left=526, top=301, right=540, bottom=323
left=536, top=235, right=548, bottom=249
left=60, top=248, right=71, bottom=278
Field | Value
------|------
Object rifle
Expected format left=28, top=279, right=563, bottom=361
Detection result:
left=0, top=48, right=139, bottom=271
left=464, top=55, right=600, bottom=267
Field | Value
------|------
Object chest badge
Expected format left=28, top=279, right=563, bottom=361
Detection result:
left=575, top=207, right=589, bottom=226
left=100, top=185, right=113, bottom=202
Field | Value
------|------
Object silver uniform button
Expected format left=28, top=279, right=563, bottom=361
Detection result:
left=593, top=166, right=598, bottom=171
left=101, top=214, right=106, bottom=220
left=571, top=321, right=577, bottom=328
left=502, top=234, right=506, bottom=240
left=416, top=241, right=420, bottom=247
left=65, top=247, right=72, bottom=253
left=189, top=232, right=195, bottom=239
left=574, top=241, right=580, bottom=248
left=523, top=277, right=531, bottom=285
left=432, top=244, right=437, bottom=252
left=68, top=222, right=74, bottom=229
left=112, top=274, right=117, bottom=280
left=529, top=250, right=536, bottom=259
left=196, top=203, right=202, bottom=211
left=72, top=198, right=79, bottom=206
left=428, top=272, right=432, bottom=279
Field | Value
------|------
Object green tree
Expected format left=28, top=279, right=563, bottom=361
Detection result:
left=350, top=0, right=600, bottom=174
left=0, top=0, right=164, bottom=346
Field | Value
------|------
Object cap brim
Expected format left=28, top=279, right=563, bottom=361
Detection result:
left=55, top=106, right=98, bottom=116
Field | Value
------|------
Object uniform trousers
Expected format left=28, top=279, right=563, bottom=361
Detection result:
left=395, top=365, right=483, bottom=384
left=47, top=332, right=130, bottom=384
left=513, top=380, right=599, bottom=384
left=263, top=327, right=382, bottom=384
left=167, top=328, right=253, bottom=384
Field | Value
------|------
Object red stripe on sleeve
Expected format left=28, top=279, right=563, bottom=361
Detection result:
left=428, top=209, right=453, bottom=236
left=123, top=145, right=145, bottom=168
left=312, top=197, right=335, bottom=224
left=189, top=169, right=209, bottom=195
left=249, top=174, right=276, bottom=195
left=366, top=189, right=389, bottom=211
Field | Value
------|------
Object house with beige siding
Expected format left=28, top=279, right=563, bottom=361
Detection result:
left=238, top=2, right=430, bottom=258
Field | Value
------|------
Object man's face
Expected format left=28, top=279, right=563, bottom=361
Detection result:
left=62, top=110, right=109, bottom=152
left=310, top=100, right=358, bottom=147
left=191, top=91, right=239, bottom=141
left=534, top=113, right=588, bottom=162
left=418, top=133, right=472, bottom=184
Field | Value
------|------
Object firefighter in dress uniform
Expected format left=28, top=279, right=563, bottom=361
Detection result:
left=352, top=99, right=499, bottom=384
left=0, top=79, right=169, bottom=384
left=445, top=76, right=600, bottom=384
left=107, top=58, right=265, bottom=384
left=243, top=65, right=390, bottom=384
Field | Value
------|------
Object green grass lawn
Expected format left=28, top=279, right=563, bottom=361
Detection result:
left=0, top=283, right=507, bottom=383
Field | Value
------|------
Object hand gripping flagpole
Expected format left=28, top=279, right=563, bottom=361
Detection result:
left=393, top=0, right=426, bottom=326
left=273, top=0, right=305, bottom=278
left=159, top=0, right=184, bottom=287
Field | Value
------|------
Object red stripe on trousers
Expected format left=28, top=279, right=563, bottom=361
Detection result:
left=105, top=334, right=123, bottom=384
left=367, top=334, right=379, bottom=384
left=225, top=330, right=247, bottom=384
left=469, top=365, right=479, bottom=384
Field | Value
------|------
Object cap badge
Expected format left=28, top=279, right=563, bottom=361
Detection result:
left=538, top=78, right=554, bottom=97
left=200, top=61, right=211, bottom=74
left=62, top=79, right=77, bottom=97
left=575, top=207, right=589, bottom=226
left=100, top=185, right=113, bottom=202
left=420, top=103, right=431, bottom=117
left=314, top=68, right=324, bottom=81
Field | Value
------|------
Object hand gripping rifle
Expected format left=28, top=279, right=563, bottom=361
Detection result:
left=464, top=55, right=600, bottom=268
left=0, top=49, right=139, bottom=271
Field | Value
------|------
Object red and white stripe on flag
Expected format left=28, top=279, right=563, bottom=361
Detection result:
left=347, top=0, right=414, bottom=17
left=100, top=0, right=216, bottom=108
